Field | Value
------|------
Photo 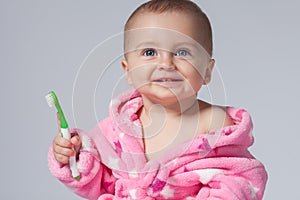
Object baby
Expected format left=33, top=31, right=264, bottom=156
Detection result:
left=49, top=0, right=267, bottom=199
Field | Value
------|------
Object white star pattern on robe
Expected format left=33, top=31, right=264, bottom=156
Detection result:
left=185, top=197, right=194, bottom=200
left=194, top=168, right=223, bottom=184
left=129, top=189, right=136, bottom=199
left=249, top=182, right=259, bottom=199
left=129, top=168, right=139, bottom=178
left=119, top=132, right=125, bottom=139
left=108, top=157, right=119, bottom=170
left=160, top=185, right=175, bottom=199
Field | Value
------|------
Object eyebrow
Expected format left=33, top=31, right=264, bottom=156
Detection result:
left=134, top=41, right=159, bottom=50
left=134, top=41, right=201, bottom=51
left=175, top=41, right=202, bottom=50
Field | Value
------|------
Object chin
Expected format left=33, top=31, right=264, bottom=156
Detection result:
left=138, top=85, right=196, bottom=104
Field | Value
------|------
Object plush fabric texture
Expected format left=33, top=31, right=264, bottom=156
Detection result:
left=48, top=90, right=267, bottom=200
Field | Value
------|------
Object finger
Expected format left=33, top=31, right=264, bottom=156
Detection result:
left=53, top=145, right=75, bottom=157
left=54, top=153, right=70, bottom=165
left=54, top=134, right=72, bottom=148
left=70, top=135, right=81, bottom=146
left=71, top=136, right=82, bottom=154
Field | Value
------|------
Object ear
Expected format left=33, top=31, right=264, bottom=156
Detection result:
left=121, top=59, right=133, bottom=85
left=203, top=59, right=215, bottom=85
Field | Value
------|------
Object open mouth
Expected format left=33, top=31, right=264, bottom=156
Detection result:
left=154, top=78, right=183, bottom=82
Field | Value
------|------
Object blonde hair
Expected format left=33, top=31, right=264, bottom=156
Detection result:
left=124, top=0, right=213, bottom=56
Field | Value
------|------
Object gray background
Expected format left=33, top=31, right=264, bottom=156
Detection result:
left=1, top=0, right=299, bottom=199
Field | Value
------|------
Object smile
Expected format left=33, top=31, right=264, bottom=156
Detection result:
left=154, top=78, right=183, bottom=82
left=152, top=77, right=183, bottom=88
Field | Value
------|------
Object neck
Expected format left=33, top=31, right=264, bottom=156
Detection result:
left=140, top=95, right=199, bottom=118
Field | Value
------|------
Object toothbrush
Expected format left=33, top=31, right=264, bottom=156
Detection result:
left=45, top=91, right=81, bottom=180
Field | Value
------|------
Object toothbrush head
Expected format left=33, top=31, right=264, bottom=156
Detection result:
left=45, top=91, right=59, bottom=108
left=45, top=91, right=69, bottom=128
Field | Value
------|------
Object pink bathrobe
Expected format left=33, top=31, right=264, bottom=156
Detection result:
left=48, top=90, right=267, bottom=200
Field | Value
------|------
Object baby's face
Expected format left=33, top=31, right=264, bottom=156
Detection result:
left=122, top=11, right=214, bottom=103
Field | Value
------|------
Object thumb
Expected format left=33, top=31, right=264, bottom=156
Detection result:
left=71, top=135, right=81, bottom=146
left=71, top=135, right=82, bottom=153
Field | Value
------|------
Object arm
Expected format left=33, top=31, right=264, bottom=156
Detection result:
left=195, top=108, right=267, bottom=199
left=48, top=129, right=116, bottom=200
left=166, top=107, right=267, bottom=199
left=194, top=156, right=267, bottom=200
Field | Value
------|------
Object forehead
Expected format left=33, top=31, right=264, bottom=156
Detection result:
left=127, top=11, right=199, bottom=37
left=124, top=11, right=208, bottom=54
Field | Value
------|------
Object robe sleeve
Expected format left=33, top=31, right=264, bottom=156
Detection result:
left=194, top=157, right=267, bottom=200
left=48, top=129, right=116, bottom=200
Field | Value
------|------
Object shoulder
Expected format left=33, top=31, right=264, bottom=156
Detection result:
left=198, top=100, right=234, bottom=133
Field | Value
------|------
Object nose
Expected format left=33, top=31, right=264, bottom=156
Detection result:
left=158, top=51, right=176, bottom=71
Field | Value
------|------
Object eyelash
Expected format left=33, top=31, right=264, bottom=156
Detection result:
left=142, top=48, right=157, bottom=56
left=141, top=48, right=192, bottom=57
left=175, top=49, right=191, bottom=57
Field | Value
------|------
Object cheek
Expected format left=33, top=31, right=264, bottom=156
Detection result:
left=181, top=68, right=204, bottom=92
left=190, top=73, right=204, bottom=90
left=186, top=57, right=210, bottom=78
left=176, top=58, right=207, bottom=77
left=126, top=65, right=153, bottom=88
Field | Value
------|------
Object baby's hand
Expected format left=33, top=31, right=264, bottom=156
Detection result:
left=53, top=112, right=82, bottom=165
left=53, top=133, right=81, bottom=165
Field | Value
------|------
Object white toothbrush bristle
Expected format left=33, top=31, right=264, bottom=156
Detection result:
left=45, top=93, right=55, bottom=108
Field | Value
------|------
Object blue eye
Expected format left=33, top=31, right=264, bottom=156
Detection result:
left=143, top=49, right=157, bottom=56
left=175, top=49, right=190, bottom=57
